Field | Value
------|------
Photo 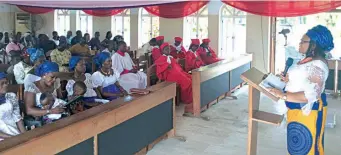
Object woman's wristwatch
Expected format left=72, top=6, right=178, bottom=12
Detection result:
left=46, top=110, right=50, bottom=114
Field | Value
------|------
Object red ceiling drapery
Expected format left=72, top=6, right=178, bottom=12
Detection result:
left=83, top=9, right=125, bottom=17
left=222, top=1, right=341, bottom=17
left=144, top=1, right=208, bottom=18
left=17, top=6, right=54, bottom=14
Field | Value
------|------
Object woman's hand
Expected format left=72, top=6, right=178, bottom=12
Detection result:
left=269, top=88, right=284, bottom=98
left=50, top=106, right=65, bottom=114
left=123, top=90, right=129, bottom=96
left=278, top=72, right=289, bottom=83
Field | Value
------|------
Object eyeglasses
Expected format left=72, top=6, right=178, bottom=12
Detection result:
left=299, top=40, right=310, bottom=45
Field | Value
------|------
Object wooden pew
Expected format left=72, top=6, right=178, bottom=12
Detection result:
left=0, top=82, right=176, bottom=155
left=190, top=54, right=253, bottom=117
left=326, top=59, right=341, bottom=98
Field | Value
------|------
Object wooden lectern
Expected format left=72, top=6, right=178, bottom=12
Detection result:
left=241, top=67, right=284, bottom=155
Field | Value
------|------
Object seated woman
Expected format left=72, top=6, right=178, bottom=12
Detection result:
left=185, top=39, right=205, bottom=72
left=111, top=41, right=147, bottom=93
left=155, top=42, right=193, bottom=113
left=0, top=72, right=26, bottom=140
left=91, top=52, right=127, bottom=101
left=13, top=49, right=33, bottom=84
left=66, top=56, right=100, bottom=106
left=197, top=38, right=221, bottom=65
left=24, top=61, right=64, bottom=119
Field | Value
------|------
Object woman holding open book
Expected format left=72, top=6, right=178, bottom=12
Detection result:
left=269, top=25, right=332, bottom=155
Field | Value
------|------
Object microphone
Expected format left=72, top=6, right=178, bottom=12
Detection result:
left=283, top=57, right=294, bottom=77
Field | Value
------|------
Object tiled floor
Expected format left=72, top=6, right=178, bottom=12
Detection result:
left=147, top=86, right=341, bottom=155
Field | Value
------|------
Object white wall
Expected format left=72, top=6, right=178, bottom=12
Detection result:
left=0, top=2, right=270, bottom=72
left=246, top=14, right=270, bottom=73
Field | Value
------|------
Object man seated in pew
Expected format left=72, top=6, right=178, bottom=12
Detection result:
left=0, top=72, right=26, bottom=140
left=197, top=38, right=221, bottom=65
left=6, top=35, right=24, bottom=62
left=155, top=42, right=193, bottom=113
left=151, top=36, right=165, bottom=61
left=138, top=38, right=157, bottom=58
left=170, top=37, right=186, bottom=59
left=69, top=38, right=92, bottom=56
left=185, top=39, right=205, bottom=72
left=50, top=38, right=72, bottom=72
left=36, top=92, right=67, bottom=125
left=111, top=41, right=147, bottom=93
left=91, top=52, right=128, bottom=101
left=89, top=31, right=102, bottom=51
left=24, top=62, right=64, bottom=122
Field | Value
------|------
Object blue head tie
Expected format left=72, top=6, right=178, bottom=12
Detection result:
left=28, top=48, right=45, bottom=63
left=0, top=72, right=6, bottom=80
left=69, top=56, right=81, bottom=71
left=35, top=61, right=59, bottom=77
left=306, top=25, right=334, bottom=52
left=94, top=52, right=110, bottom=68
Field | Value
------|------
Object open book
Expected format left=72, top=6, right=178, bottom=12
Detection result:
left=259, top=73, right=286, bottom=92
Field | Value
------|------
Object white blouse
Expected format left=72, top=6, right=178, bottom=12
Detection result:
left=91, top=70, right=120, bottom=88
left=0, top=93, right=22, bottom=140
left=285, top=60, right=329, bottom=115
left=24, top=74, right=61, bottom=97
left=13, top=61, right=33, bottom=84
left=66, top=73, right=97, bottom=97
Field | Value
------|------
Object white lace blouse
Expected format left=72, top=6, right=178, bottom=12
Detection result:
left=285, top=60, right=329, bottom=115
left=65, top=73, right=97, bottom=97
left=91, top=70, right=120, bottom=88
left=0, top=93, right=22, bottom=140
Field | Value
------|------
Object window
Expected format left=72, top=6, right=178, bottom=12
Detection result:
left=54, top=10, right=70, bottom=36
left=275, top=12, right=341, bottom=74
left=183, top=6, right=208, bottom=49
left=139, top=8, right=159, bottom=47
left=219, top=5, right=246, bottom=59
left=112, top=9, right=130, bottom=46
left=76, top=11, right=93, bottom=37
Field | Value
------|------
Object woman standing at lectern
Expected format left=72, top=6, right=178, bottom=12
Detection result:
left=269, top=25, right=332, bottom=155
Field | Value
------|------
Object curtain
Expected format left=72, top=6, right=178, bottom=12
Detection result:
left=17, top=6, right=54, bottom=14
left=83, top=9, right=124, bottom=17
left=8, top=1, right=184, bottom=9
left=144, top=1, right=208, bottom=18
left=223, top=1, right=341, bottom=17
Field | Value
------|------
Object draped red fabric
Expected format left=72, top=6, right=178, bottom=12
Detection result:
left=223, top=1, right=341, bottom=17
left=144, top=1, right=209, bottom=18
left=17, top=6, right=54, bottom=14
left=83, top=9, right=124, bottom=17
